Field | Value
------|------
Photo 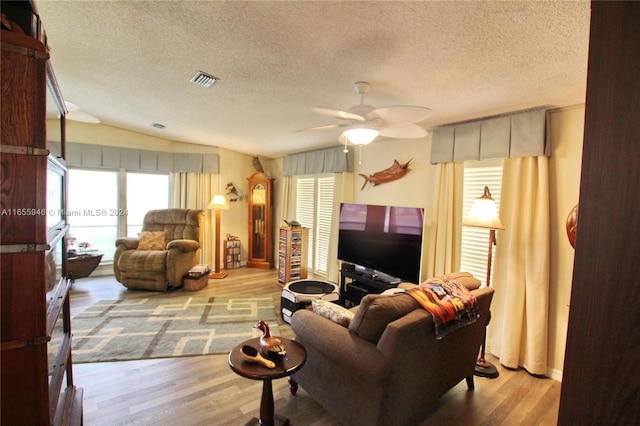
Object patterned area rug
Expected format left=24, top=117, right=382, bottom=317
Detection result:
left=53, top=296, right=280, bottom=363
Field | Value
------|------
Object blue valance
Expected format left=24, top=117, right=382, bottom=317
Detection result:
left=283, top=146, right=353, bottom=176
left=48, top=141, right=219, bottom=174
left=430, top=108, right=549, bottom=164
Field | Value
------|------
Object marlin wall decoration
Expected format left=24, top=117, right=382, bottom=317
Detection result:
left=359, top=159, right=413, bottom=190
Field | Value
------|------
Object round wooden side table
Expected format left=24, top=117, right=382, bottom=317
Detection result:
left=228, top=337, right=306, bottom=426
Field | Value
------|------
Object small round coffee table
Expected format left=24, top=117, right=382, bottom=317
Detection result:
left=228, top=337, right=306, bottom=426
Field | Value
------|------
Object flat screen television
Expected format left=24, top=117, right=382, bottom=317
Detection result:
left=337, top=203, right=424, bottom=283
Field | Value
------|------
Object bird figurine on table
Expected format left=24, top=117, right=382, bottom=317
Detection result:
left=254, top=319, right=287, bottom=358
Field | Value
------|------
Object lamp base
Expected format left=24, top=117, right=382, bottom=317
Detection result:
left=474, top=359, right=500, bottom=378
left=209, top=270, right=228, bottom=279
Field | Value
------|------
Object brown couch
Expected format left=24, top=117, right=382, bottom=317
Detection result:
left=113, top=209, right=203, bottom=291
left=290, top=272, right=494, bottom=426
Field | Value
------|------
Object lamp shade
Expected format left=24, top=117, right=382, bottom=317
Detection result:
left=343, top=127, right=379, bottom=145
left=207, top=194, right=230, bottom=210
left=462, top=186, right=504, bottom=230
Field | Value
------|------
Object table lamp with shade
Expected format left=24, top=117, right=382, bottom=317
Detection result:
left=208, top=194, right=230, bottom=279
left=462, top=185, right=504, bottom=378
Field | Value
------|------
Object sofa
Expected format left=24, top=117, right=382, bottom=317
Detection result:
left=290, top=272, right=494, bottom=426
left=113, top=208, right=203, bottom=291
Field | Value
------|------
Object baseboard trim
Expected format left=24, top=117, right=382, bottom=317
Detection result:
left=548, top=367, right=563, bottom=382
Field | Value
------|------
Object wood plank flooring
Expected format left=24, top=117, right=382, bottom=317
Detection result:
left=68, top=268, right=561, bottom=425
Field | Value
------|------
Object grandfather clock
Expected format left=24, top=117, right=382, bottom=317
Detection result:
left=247, top=172, right=274, bottom=268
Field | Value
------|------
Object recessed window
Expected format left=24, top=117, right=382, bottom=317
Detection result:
left=126, top=172, right=169, bottom=237
left=67, top=169, right=119, bottom=262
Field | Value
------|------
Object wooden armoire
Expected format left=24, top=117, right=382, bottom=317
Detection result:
left=1, top=2, right=83, bottom=424
left=558, top=2, right=640, bottom=424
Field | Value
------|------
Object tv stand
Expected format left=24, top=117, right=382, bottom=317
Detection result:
left=340, top=263, right=399, bottom=307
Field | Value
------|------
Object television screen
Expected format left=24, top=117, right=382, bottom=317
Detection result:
left=337, top=203, right=424, bottom=283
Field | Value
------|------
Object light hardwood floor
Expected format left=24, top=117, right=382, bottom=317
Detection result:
left=69, top=268, right=560, bottom=426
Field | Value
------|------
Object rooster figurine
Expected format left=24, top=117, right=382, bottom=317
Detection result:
left=254, top=320, right=287, bottom=358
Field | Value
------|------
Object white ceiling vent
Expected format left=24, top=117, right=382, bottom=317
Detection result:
left=190, top=71, right=219, bottom=88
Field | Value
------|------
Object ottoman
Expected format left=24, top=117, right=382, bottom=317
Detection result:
left=281, top=279, right=339, bottom=324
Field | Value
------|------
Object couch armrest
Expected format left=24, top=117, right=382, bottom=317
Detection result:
left=167, top=239, right=200, bottom=252
left=291, top=309, right=390, bottom=382
left=397, top=282, right=417, bottom=290
left=115, top=237, right=139, bottom=250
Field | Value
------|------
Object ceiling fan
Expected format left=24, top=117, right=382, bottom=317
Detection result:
left=304, top=81, right=432, bottom=149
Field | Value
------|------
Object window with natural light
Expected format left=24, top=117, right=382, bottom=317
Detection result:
left=295, top=175, right=335, bottom=277
left=67, top=169, right=119, bottom=262
left=67, top=169, right=170, bottom=263
left=126, top=172, right=169, bottom=236
left=460, top=158, right=504, bottom=287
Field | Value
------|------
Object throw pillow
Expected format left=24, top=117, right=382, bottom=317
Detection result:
left=311, top=299, right=355, bottom=327
left=348, top=293, right=420, bottom=343
left=137, top=231, right=166, bottom=250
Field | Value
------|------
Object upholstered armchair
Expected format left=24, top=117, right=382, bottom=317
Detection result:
left=290, top=273, right=494, bottom=426
left=114, top=209, right=204, bottom=291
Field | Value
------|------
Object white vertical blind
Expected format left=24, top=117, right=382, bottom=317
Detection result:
left=295, top=175, right=335, bottom=277
left=296, top=177, right=316, bottom=272
left=460, top=158, right=504, bottom=286
left=315, top=177, right=335, bottom=275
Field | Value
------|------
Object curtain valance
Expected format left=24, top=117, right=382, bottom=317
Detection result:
left=48, top=141, right=219, bottom=174
left=283, top=146, right=353, bottom=176
left=430, top=108, right=548, bottom=164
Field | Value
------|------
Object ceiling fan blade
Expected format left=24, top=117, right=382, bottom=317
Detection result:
left=313, top=107, right=366, bottom=122
left=378, top=123, right=427, bottom=139
left=367, top=106, right=432, bottom=125
left=295, top=123, right=349, bottom=133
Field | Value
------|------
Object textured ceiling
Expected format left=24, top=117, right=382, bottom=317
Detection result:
left=36, top=1, right=591, bottom=158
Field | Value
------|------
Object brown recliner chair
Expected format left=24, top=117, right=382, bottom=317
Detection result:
left=290, top=273, right=494, bottom=426
left=114, top=209, right=204, bottom=291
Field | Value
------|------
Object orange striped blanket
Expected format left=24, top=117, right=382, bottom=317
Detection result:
left=407, top=277, right=478, bottom=339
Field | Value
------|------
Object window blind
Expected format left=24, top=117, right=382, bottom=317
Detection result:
left=315, top=177, right=335, bottom=275
left=460, top=158, right=504, bottom=287
left=296, top=177, right=316, bottom=271
left=295, top=175, right=335, bottom=277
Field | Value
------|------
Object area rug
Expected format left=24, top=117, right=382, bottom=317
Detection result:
left=52, top=296, right=280, bottom=363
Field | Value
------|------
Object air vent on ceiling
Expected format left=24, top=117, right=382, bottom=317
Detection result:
left=190, top=71, right=219, bottom=88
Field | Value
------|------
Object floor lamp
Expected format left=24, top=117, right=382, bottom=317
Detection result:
left=208, top=194, right=230, bottom=279
left=462, top=186, right=504, bottom=379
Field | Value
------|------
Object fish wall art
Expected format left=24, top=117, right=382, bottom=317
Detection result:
left=359, top=159, right=413, bottom=190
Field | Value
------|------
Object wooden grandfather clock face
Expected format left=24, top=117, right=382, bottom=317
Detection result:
left=247, top=172, right=274, bottom=269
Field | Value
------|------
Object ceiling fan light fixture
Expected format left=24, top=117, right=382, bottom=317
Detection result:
left=344, top=127, right=379, bottom=145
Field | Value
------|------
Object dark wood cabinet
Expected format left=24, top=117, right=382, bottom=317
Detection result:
left=1, top=18, right=83, bottom=425
left=558, top=2, right=640, bottom=424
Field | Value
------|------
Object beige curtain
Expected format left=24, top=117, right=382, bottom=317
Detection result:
left=275, top=175, right=293, bottom=271
left=327, top=172, right=354, bottom=283
left=425, top=162, right=464, bottom=280
left=170, top=172, right=220, bottom=266
left=488, top=156, right=550, bottom=375
left=277, top=175, right=293, bottom=231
